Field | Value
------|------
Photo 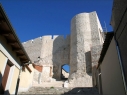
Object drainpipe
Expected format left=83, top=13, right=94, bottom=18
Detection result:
left=15, top=61, right=32, bottom=95
left=114, top=38, right=127, bottom=95
left=15, top=65, right=22, bottom=95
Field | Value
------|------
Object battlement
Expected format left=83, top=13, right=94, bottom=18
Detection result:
left=22, top=35, right=70, bottom=47
left=41, top=35, right=52, bottom=40
left=22, top=36, right=42, bottom=45
left=41, top=35, right=64, bottom=40
left=41, top=35, right=70, bottom=41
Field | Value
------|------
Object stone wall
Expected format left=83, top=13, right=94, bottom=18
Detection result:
left=23, top=35, right=70, bottom=83
left=69, top=12, right=92, bottom=87
left=22, top=37, right=42, bottom=63
left=39, top=35, right=70, bottom=80
left=62, top=69, right=69, bottom=78
left=41, top=65, right=53, bottom=82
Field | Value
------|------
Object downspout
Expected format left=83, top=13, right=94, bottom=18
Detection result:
left=15, top=65, right=22, bottom=95
left=114, top=37, right=127, bottom=95
left=15, top=61, right=32, bottom=95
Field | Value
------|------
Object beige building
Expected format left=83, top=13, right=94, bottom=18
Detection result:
left=95, top=0, right=127, bottom=95
left=96, top=33, right=126, bottom=95
left=0, top=4, right=34, bottom=94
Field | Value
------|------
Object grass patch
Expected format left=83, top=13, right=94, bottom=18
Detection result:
left=50, top=86, right=54, bottom=89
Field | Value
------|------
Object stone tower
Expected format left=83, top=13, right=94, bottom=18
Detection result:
left=68, top=11, right=104, bottom=87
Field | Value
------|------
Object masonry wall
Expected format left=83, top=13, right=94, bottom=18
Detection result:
left=52, top=35, right=70, bottom=80
left=69, top=12, right=92, bottom=87
left=89, top=11, right=103, bottom=67
left=62, top=69, right=69, bottom=78
left=40, top=35, right=53, bottom=65
left=40, top=35, right=70, bottom=80
left=89, top=12, right=104, bottom=87
left=22, top=37, right=42, bottom=63
left=23, top=35, right=70, bottom=82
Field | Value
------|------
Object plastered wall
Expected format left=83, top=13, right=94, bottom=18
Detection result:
left=101, top=37, right=125, bottom=95
left=0, top=51, right=7, bottom=76
left=0, top=52, right=19, bottom=94
left=0, top=35, right=35, bottom=93
left=111, top=0, right=127, bottom=86
left=18, top=64, right=34, bottom=92
left=9, top=66, right=19, bottom=94
left=0, top=35, right=21, bottom=94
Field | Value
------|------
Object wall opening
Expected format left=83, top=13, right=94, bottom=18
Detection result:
left=61, top=64, right=70, bottom=80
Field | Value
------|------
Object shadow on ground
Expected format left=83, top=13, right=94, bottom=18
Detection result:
left=62, top=87, right=100, bottom=95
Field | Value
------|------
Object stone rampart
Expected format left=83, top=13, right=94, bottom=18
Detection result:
left=23, top=35, right=70, bottom=81
left=22, top=37, right=42, bottom=63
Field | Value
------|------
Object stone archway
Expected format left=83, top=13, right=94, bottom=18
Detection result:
left=61, top=64, right=70, bottom=80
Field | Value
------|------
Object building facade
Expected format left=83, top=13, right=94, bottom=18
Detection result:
left=96, top=0, right=127, bottom=94
left=0, top=5, right=34, bottom=94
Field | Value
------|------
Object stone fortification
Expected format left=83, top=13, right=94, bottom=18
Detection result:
left=22, top=37, right=42, bottom=63
left=40, top=35, right=70, bottom=80
left=23, top=35, right=70, bottom=83
left=40, top=35, right=70, bottom=65
left=68, top=11, right=103, bottom=87
left=62, top=69, right=69, bottom=79
left=22, top=11, right=104, bottom=87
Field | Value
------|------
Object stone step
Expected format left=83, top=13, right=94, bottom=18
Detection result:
left=33, top=81, right=64, bottom=87
left=18, top=87, right=100, bottom=95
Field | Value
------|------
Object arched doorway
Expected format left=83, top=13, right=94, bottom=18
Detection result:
left=61, top=64, right=70, bottom=80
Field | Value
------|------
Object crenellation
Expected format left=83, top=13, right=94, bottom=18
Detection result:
left=23, top=37, right=42, bottom=44
left=41, top=35, right=52, bottom=40
left=22, top=37, right=42, bottom=48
